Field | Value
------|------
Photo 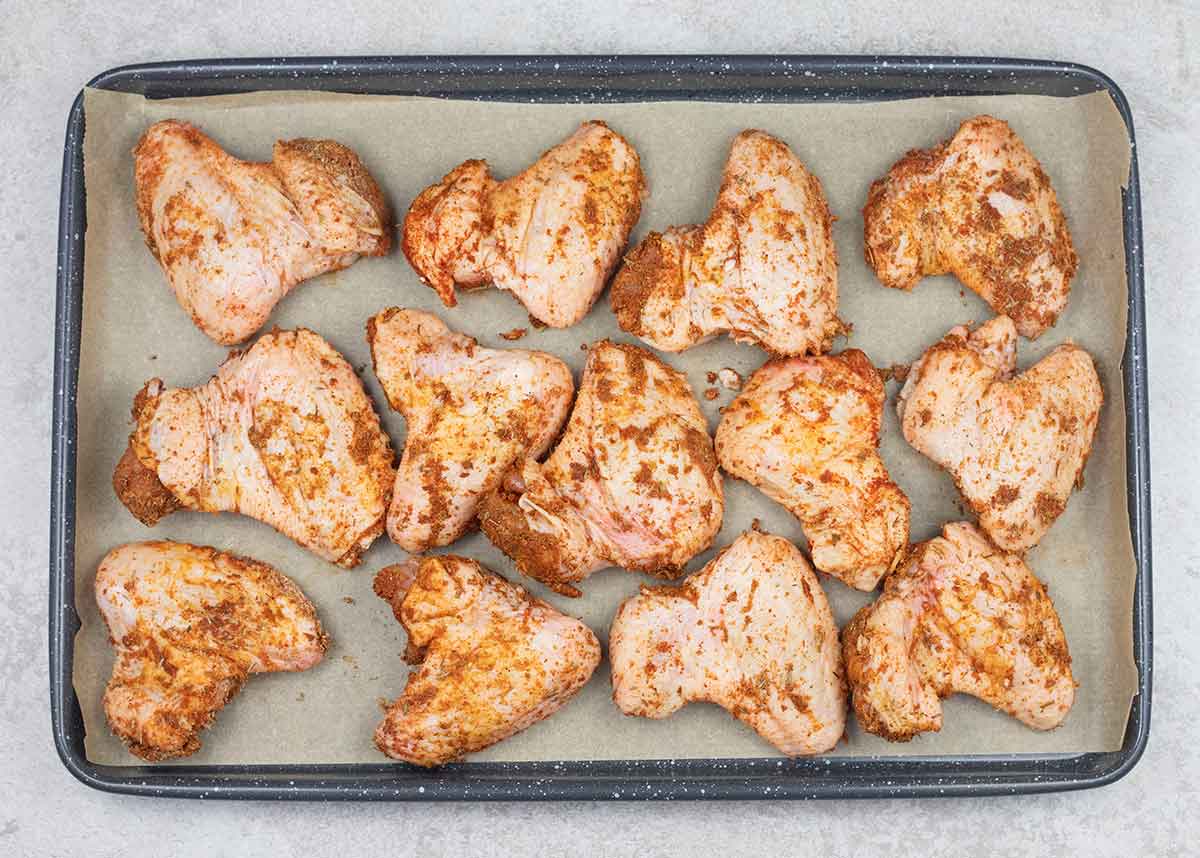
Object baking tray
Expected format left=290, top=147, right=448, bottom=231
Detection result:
left=50, top=55, right=1151, bottom=800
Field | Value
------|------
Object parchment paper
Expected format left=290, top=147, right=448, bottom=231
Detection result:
left=76, top=85, right=1136, bottom=765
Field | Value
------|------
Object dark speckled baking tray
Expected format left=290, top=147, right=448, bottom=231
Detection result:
left=50, top=55, right=1151, bottom=800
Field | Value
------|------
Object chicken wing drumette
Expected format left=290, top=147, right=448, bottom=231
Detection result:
left=842, top=522, right=1075, bottom=741
left=402, top=121, right=645, bottom=328
left=366, top=308, right=574, bottom=552
left=135, top=120, right=391, bottom=345
left=898, top=316, right=1101, bottom=553
left=479, top=341, right=724, bottom=596
left=113, top=328, right=396, bottom=567
left=373, top=555, right=600, bottom=766
left=611, top=130, right=841, bottom=355
left=863, top=115, right=1077, bottom=339
left=96, top=541, right=327, bottom=761
left=609, top=530, right=846, bottom=756
left=715, top=349, right=910, bottom=590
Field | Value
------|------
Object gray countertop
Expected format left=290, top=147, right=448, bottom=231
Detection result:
left=3, top=3, right=1195, bottom=855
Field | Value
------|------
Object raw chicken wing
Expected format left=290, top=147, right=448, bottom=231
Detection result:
left=898, top=316, right=1101, bottom=552
left=96, top=541, right=327, bottom=761
left=135, top=120, right=391, bottom=344
left=715, top=349, right=910, bottom=590
left=402, top=121, right=645, bottom=327
left=479, top=341, right=724, bottom=596
left=373, top=555, right=600, bottom=766
left=863, top=115, right=1076, bottom=339
left=609, top=530, right=846, bottom=756
left=610, top=130, right=840, bottom=355
left=113, top=328, right=396, bottom=567
left=842, top=522, right=1075, bottom=741
left=366, top=308, right=574, bottom=552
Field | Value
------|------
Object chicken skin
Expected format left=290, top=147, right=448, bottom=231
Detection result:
left=402, top=121, right=645, bottom=328
left=479, top=341, right=724, bottom=597
left=842, top=522, right=1075, bottom=741
left=373, top=555, right=600, bottom=766
left=715, top=349, right=910, bottom=591
left=113, top=328, right=396, bottom=567
left=898, top=316, right=1101, bottom=553
left=366, top=308, right=574, bottom=552
left=863, top=115, right=1077, bottom=339
left=609, top=530, right=846, bottom=756
left=96, top=541, right=328, bottom=761
left=135, top=120, right=391, bottom=345
left=610, top=130, right=840, bottom=356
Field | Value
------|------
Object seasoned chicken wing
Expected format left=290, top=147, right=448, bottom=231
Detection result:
left=611, top=130, right=840, bottom=355
left=479, top=341, right=724, bottom=596
left=373, top=555, right=600, bottom=766
left=863, top=115, right=1077, bottom=339
left=135, top=120, right=391, bottom=345
left=609, top=530, right=846, bottom=756
left=96, top=541, right=327, bottom=761
left=898, top=316, right=1101, bottom=553
left=402, top=121, right=645, bottom=328
left=113, top=328, right=396, bottom=567
left=842, top=522, right=1075, bottom=741
left=366, top=308, right=574, bottom=552
left=715, top=349, right=910, bottom=590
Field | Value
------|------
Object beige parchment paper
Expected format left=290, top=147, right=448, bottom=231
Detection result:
left=76, top=85, right=1137, bottom=765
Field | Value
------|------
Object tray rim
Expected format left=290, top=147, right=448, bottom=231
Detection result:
left=50, top=54, right=1152, bottom=801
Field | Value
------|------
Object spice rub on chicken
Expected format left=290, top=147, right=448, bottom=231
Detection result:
left=135, top=120, right=391, bottom=345
left=113, top=328, right=396, bottom=567
left=842, top=522, right=1075, bottom=741
left=402, top=121, right=645, bottom=328
left=609, top=529, right=846, bottom=756
left=372, top=555, right=600, bottom=766
left=96, top=541, right=328, bottom=761
left=863, top=115, right=1077, bottom=339
left=897, top=316, right=1101, bottom=553
left=478, top=341, right=724, bottom=597
left=611, top=129, right=841, bottom=356
left=366, top=307, right=574, bottom=552
left=716, top=349, right=910, bottom=590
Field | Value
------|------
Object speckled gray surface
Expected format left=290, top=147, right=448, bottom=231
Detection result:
left=4, top=2, right=1197, bottom=855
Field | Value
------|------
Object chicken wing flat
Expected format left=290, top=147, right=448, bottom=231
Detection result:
left=715, top=349, right=910, bottom=590
left=479, top=341, right=723, bottom=596
left=113, top=328, right=396, bottom=567
left=898, top=316, right=1101, bottom=553
left=373, top=555, right=600, bottom=766
left=402, top=121, right=645, bottom=328
left=863, top=115, right=1076, bottom=339
left=842, top=522, right=1075, bottom=741
left=611, top=130, right=840, bottom=355
left=135, top=120, right=391, bottom=345
left=609, top=530, right=846, bottom=756
left=96, top=541, right=327, bottom=761
left=366, top=308, right=574, bottom=552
